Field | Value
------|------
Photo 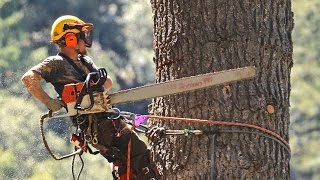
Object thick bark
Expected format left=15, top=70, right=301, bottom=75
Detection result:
left=150, top=0, right=293, bottom=179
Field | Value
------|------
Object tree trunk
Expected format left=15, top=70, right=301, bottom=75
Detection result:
left=150, top=0, right=293, bottom=179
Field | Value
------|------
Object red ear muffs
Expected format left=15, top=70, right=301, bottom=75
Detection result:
left=65, top=33, right=78, bottom=48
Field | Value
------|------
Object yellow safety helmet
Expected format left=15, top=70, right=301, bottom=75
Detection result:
left=51, top=15, right=94, bottom=47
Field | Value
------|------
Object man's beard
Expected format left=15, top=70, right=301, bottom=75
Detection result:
left=77, top=49, right=87, bottom=55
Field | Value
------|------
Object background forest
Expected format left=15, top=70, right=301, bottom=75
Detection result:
left=0, top=0, right=319, bottom=179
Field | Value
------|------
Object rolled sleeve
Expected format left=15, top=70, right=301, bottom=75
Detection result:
left=31, top=57, right=58, bottom=83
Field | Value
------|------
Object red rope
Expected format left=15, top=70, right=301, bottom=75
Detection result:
left=127, top=139, right=131, bottom=180
left=148, top=115, right=290, bottom=151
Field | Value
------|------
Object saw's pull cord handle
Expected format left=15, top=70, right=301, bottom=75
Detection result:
left=40, top=111, right=82, bottom=160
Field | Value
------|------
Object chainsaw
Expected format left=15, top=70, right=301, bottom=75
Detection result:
left=41, top=66, right=256, bottom=160
left=55, top=66, right=256, bottom=118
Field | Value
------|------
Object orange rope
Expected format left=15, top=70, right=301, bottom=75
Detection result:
left=148, top=115, right=290, bottom=151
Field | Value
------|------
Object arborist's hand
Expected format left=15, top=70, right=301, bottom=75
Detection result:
left=44, top=98, right=63, bottom=112
left=146, top=126, right=165, bottom=143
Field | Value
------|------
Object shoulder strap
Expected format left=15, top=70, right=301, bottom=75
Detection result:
left=58, top=53, right=87, bottom=80
left=79, top=55, right=97, bottom=73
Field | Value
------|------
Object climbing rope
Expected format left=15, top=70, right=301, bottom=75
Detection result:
left=142, top=115, right=291, bottom=153
left=71, top=154, right=84, bottom=180
left=40, top=111, right=83, bottom=160
left=40, top=111, right=85, bottom=180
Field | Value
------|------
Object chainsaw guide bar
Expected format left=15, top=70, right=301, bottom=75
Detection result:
left=109, top=66, right=256, bottom=104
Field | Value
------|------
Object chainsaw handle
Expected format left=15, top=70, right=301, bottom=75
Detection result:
left=75, top=72, right=96, bottom=110
left=93, top=68, right=107, bottom=88
left=86, top=68, right=108, bottom=90
left=75, top=68, right=108, bottom=111
left=85, top=72, right=95, bottom=110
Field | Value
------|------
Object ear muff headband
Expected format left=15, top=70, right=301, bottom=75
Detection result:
left=65, top=33, right=78, bottom=48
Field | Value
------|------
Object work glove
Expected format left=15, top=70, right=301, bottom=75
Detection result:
left=146, top=126, right=165, bottom=143
left=44, top=98, right=63, bottom=112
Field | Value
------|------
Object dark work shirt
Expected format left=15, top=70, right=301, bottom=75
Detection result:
left=31, top=54, right=98, bottom=95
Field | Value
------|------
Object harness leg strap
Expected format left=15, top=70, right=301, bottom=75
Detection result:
left=115, top=130, right=161, bottom=180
